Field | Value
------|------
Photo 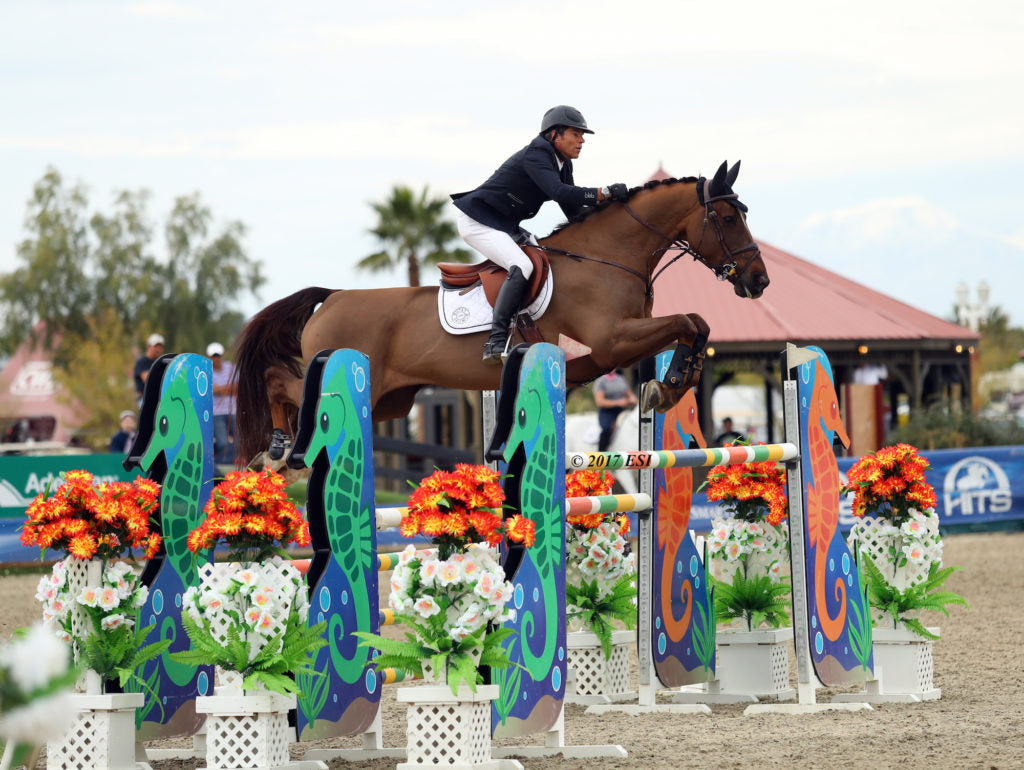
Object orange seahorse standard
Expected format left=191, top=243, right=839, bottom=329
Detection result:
left=804, top=359, right=851, bottom=642
left=659, top=389, right=706, bottom=642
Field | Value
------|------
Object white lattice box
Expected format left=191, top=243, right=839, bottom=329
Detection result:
left=47, top=692, right=144, bottom=770
left=566, top=630, right=634, bottom=703
left=64, top=559, right=103, bottom=668
left=716, top=627, right=793, bottom=697
left=395, top=684, right=501, bottom=769
left=195, top=688, right=296, bottom=770
left=871, top=627, right=940, bottom=695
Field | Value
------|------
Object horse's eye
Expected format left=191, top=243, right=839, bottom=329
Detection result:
left=723, top=215, right=737, bottom=225
left=159, top=416, right=168, bottom=435
left=320, top=412, right=329, bottom=432
left=517, top=407, right=526, bottom=428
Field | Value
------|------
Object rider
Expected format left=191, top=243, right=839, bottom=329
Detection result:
left=451, top=105, right=630, bottom=364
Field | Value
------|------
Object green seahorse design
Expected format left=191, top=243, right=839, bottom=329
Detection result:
left=142, top=371, right=207, bottom=582
left=139, top=361, right=210, bottom=689
left=502, top=363, right=561, bottom=680
left=302, top=363, right=375, bottom=685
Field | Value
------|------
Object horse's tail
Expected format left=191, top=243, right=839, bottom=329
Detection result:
left=234, top=287, right=335, bottom=463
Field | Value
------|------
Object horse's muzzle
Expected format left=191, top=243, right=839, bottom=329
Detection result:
left=736, top=272, right=770, bottom=299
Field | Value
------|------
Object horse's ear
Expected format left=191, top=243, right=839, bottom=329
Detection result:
left=726, top=160, right=741, bottom=189
left=710, top=161, right=728, bottom=196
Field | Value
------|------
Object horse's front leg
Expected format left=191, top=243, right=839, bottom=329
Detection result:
left=598, top=312, right=710, bottom=413
left=264, top=365, right=304, bottom=463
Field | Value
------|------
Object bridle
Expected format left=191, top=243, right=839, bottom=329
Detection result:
left=538, top=177, right=761, bottom=298
left=634, top=176, right=761, bottom=287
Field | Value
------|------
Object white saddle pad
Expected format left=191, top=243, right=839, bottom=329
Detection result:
left=437, top=271, right=554, bottom=335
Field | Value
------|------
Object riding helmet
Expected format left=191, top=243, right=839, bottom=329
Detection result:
left=540, top=105, right=594, bottom=135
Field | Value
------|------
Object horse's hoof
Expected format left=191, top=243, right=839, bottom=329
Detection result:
left=640, top=381, right=665, bottom=413
left=268, top=428, right=290, bottom=461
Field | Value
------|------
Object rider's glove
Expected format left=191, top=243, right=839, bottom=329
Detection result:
left=607, top=183, right=629, bottom=202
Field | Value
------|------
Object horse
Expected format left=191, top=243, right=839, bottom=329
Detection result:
left=235, top=160, right=769, bottom=464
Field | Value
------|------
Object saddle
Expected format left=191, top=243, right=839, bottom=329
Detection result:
left=438, top=246, right=550, bottom=308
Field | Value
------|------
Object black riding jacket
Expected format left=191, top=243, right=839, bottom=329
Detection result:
left=452, top=135, right=599, bottom=235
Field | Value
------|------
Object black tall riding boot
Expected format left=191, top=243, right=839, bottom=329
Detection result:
left=482, top=266, right=530, bottom=365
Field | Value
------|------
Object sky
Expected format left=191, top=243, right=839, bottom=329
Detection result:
left=1, top=0, right=1022, bottom=332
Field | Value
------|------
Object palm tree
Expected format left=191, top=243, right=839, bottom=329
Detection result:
left=358, top=185, right=472, bottom=287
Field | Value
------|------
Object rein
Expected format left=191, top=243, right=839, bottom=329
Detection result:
left=539, top=180, right=761, bottom=298
left=536, top=245, right=650, bottom=293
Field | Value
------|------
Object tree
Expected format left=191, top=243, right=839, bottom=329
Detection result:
left=0, top=167, right=265, bottom=439
left=51, top=310, right=136, bottom=451
left=975, top=307, right=1024, bottom=376
left=0, top=169, right=93, bottom=357
left=153, top=192, right=263, bottom=354
left=0, top=168, right=264, bottom=359
left=358, top=185, right=471, bottom=287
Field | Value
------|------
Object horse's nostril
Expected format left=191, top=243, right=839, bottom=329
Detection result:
left=758, top=274, right=770, bottom=288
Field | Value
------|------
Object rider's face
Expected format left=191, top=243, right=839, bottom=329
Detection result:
left=553, top=127, right=586, bottom=160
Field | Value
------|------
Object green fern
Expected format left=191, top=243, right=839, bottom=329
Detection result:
left=711, top=570, right=790, bottom=631
left=76, top=616, right=171, bottom=713
left=171, top=608, right=327, bottom=697
left=860, top=555, right=969, bottom=640
left=565, top=572, right=638, bottom=659
left=355, top=619, right=521, bottom=696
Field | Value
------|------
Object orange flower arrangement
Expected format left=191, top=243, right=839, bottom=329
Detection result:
left=400, top=464, right=535, bottom=559
left=705, top=445, right=788, bottom=525
left=841, top=443, right=937, bottom=523
left=21, top=470, right=161, bottom=560
left=564, top=470, right=629, bottom=536
left=187, top=469, right=311, bottom=560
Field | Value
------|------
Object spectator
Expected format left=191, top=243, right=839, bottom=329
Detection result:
left=109, top=410, right=137, bottom=454
left=134, top=333, right=165, bottom=406
left=593, top=369, right=637, bottom=452
left=208, top=342, right=237, bottom=465
left=714, top=416, right=743, bottom=446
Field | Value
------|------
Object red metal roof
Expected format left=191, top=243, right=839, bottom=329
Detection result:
left=650, top=240, right=978, bottom=346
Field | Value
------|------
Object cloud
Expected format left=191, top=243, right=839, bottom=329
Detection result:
left=789, top=196, right=1024, bottom=320
left=798, top=197, right=960, bottom=245
left=126, top=1, right=205, bottom=19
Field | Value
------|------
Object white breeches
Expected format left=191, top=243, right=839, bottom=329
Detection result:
left=456, top=210, right=535, bottom=279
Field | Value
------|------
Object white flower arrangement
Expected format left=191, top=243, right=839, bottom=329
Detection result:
left=33, top=557, right=164, bottom=694
left=172, top=556, right=326, bottom=697
left=0, top=625, right=78, bottom=747
left=846, top=507, right=943, bottom=587
left=563, top=520, right=637, bottom=659
left=565, top=521, right=635, bottom=603
left=180, top=556, right=311, bottom=663
left=707, top=517, right=788, bottom=582
left=387, top=544, right=516, bottom=644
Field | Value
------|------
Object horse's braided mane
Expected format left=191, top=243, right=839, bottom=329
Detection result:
left=550, top=176, right=699, bottom=234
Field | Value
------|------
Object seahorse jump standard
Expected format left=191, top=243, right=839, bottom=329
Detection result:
left=288, top=347, right=623, bottom=763
left=573, top=345, right=875, bottom=714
